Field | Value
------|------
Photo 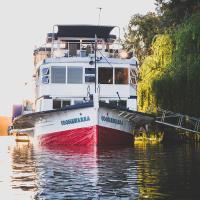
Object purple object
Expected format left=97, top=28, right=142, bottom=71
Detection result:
left=12, top=105, right=23, bottom=121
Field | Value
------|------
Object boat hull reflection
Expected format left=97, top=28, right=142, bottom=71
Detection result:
left=35, top=145, right=138, bottom=199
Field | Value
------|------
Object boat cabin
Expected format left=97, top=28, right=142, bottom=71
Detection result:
left=33, top=25, right=138, bottom=112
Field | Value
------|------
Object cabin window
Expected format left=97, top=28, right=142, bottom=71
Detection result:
left=115, top=68, right=128, bottom=84
left=98, top=67, right=113, bottom=84
left=85, top=68, right=95, bottom=74
left=67, top=67, right=83, bottom=84
left=51, top=67, right=66, bottom=83
left=85, top=76, right=95, bottom=83
left=85, top=68, right=95, bottom=82
left=62, top=100, right=70, bottom=108
left=53, top=100, right=70, bottom=109
left=53, top=100, right=61, bottom=109
left=42, top=76, right=49, bottom=84
left=42, top=67, right=49, bottom=75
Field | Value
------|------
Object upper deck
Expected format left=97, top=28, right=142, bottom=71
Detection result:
left=34, top=25, right=126, bottom=66
left=33, top=25, right=138, bottom=112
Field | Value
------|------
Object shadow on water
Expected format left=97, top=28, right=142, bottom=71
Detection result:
left=1, top=137, right=200, bottom=199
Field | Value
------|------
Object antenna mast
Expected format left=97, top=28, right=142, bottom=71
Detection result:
left=97, top=7, right=102, bottom=25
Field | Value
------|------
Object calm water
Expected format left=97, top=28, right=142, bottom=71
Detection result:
left=0, top=137, right=200, bottom=199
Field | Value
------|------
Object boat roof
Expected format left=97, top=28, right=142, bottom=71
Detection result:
left=55, top=25, right=115, bottom=38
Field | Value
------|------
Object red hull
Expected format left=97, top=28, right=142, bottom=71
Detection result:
left=39, top=125, right=133, bottom=146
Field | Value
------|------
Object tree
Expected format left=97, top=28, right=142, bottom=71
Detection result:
left=138, top=34, right=173, bottom=113
left=155, top=0, right=200, bottom=27
left=153, top=13, right=200, bottom=117
left=123, top=12, right=162, bottom=63
left=123, top=0, right=200, bottom=117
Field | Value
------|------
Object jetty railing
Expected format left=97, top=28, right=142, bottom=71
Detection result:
left=155, top=109, right=200, bottom=134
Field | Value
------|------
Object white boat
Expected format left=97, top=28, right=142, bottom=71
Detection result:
left=13, top=25, right=154, bottom=146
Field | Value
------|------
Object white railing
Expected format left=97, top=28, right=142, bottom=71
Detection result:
left=34, top=41, right=123, bottom=60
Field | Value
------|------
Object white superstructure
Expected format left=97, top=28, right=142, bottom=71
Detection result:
left=33, top=25, right=138, bottom=113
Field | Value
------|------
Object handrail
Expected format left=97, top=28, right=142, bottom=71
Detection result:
left=33, top=40, right=123, bottom=66
left=155, top=109, right=200, bottom=134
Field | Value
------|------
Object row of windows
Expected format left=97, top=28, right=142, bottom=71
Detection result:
left=42, top=67, right=129, bottom=84
left=53, top=99, right=86, bottom=109
left=51, top=67, right=83, bottom=84
left=98, top=68, right=128, bottom=84
left=53, top=100, right=71, bottom=109
left=53, top=99, right=127, bottom=109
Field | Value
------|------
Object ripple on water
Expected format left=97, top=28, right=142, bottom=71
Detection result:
left=0, top=137, right=200, bottom=199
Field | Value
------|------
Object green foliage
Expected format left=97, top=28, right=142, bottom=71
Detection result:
left=123, top=0, right=200, bottom=64
left=138, top=34, right=173, bottom=113
left=153, top=13, right=200, bottom=117
left=123, top=0, right=200, bottom=118
left=123, top=12, right=162, bottom=63
left=155, top=0, right=200, bottom=27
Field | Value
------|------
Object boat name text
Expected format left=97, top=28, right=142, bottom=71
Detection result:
left=101, top=116, right=123, bottom=125
left=61, top=116, right=90, bottom=126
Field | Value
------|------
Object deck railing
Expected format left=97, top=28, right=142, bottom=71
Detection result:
left=156, top=109, right=200, bottom=134
left=34, top=40, right=122, bottom=65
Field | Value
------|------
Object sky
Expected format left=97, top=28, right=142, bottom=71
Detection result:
left=0, top=0, right=155, bottom=116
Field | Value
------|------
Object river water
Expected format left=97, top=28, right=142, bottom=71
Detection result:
left=0, top=136, right=200, bottom=200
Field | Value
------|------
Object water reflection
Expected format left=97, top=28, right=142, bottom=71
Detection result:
left=35, top=145, right=138, bottom=199
left=35, top=146, right=99, bottom=199
left=0, top=137, right=37, bottom=200
left=1, top=137, right=200, bottom=199
left=133, top=143, right=200, bottom=199
left=11, top=142, right=37, bottom=199
left=133, top=144, right=167, bottom=199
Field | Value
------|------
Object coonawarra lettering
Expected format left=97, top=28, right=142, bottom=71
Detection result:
left=101, top=116, right=123, bottom=125
left=61, top=116, right=90, bottom=125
